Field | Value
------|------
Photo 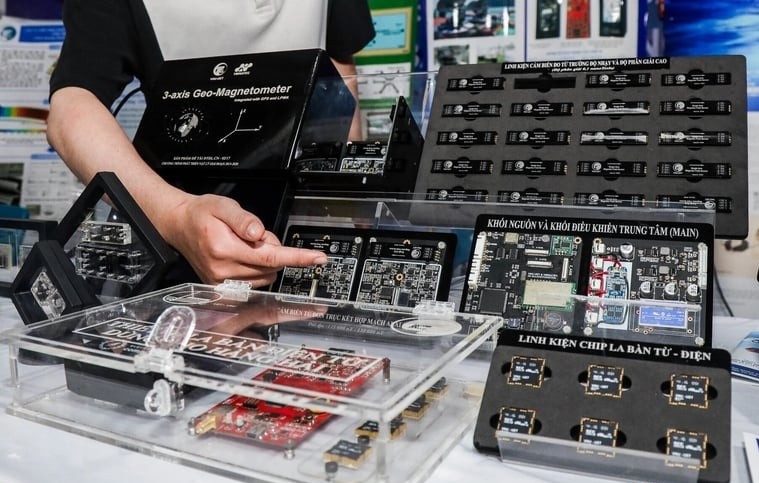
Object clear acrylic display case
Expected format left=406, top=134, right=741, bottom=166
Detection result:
left=495, top=430, right=699, bottom=483
left=2, top=283, right=502, bottom=483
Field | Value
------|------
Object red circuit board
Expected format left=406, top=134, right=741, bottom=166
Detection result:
left=190, top=348, right=387, bottom=447
left=190, top=396, right=333, bottom=447
left=254, top=348, right=388, bottom=395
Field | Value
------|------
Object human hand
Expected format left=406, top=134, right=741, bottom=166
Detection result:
left=163, top=193, right=327, bottom=286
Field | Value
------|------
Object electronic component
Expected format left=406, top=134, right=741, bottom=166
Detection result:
left=355, top=417, right=406, bottom=440
left=427, top=188, right=488, bottom=202
left=575, top=192, right=646, bottom=207
left=579, top=417, right=619, bottom=447
left=576, top=161, right=646, bottom=177
left=507, top=355, right=546, bottom=388
left=278, top=227, right=362, bottom=300
left=660, top=99, right=731, bottom=116
left=669, top=374, right=710, bottom=409
left=191, top=347, right=386, bottom=446
left=463, top=229, right=580, bottom=330
left=584, top=237, right=707, bottom=341
left=505, top=130, right=570, bottom=146
left=662, top=72, right=731, bottom=88
left=497, top=190, right=564, bottom=204
left=324, top=439, right=372, bottom=469
left=585, top=364, right=624, bottom=398
left=447, top=76, right=505, bottom=91
left=503, top=160, right=567, bottom=176
left=431, top=158, right=493, bottom=176
left=666, top=429, right=708, bottom=469
left=510, top=102, right=573, bottom=117
left=403, top=394, right=430, bottom=420
left=443, top=102, right=501, bottom=118
left=497, top=407, right=536, bottom=434
left=425, top=377, right=449, bottom=400
left=437, top=130, right=498, bottom=146
left=657, top=161, right=732, bottom=179
left=583, top=101, right=649, bottom=116
left=356, top=234, right=454, bottom=307
left=30, top=269, right=66, bottom=319
left=79, top=220, right=132, bottom=245
left=657, top=194, right=733, bottom=213
left=580, top=130, right=648, bottom=146
left=339, top=141, right=386, bottom=175
left=586, top=73, right=651, bottom=88
left=190, top=396, right=333, bottom=447
left=659, top=130, right=732, bottom=146
left=278, top=228, right=454, bottom=308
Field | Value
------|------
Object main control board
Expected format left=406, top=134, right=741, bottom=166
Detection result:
left=461, top=214, right=713, bottom=346
left=277, top=226, right=456, bottom=308
left=464, top=231, right=582, bottom=332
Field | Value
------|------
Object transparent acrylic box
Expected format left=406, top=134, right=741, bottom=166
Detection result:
left=495, top=431, right=699, bottom=483
left=2, top=284, right=502, bottom=483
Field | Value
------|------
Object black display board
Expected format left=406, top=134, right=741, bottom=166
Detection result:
left=474, top=331, right=731, bottom=483
left=460, top=213, right=714, bottom=348
left=417, top=56, right=747, bottom=239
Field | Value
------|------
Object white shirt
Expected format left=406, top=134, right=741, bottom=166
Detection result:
left=142, top=0, right=329, bottom=60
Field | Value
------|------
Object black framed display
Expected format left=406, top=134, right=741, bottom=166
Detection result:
left=0, top=217, right=57, bottom=297
left=417, top=56, right=748, bottom=239
left=54, top=172, right=177, bottom=300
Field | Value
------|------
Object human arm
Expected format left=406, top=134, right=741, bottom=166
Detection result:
left=46, top=86, right=327, bottom=286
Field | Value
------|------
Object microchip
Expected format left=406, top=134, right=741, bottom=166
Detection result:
left=585, top=364, right=624, bottom=398
left=669, top=374, right=710, bottom=409
left=324, top=439, right=371, bottom=469
left=355, top=417, right=406, bottom=440
left=425, top=377, right=449, bottom=400
left=480, top=288, right=507, bottom=314
left=403, top=394, right=430, bottom=420
left=507, top=356, right=546, bottom=388
left=579, top=417, right=619, bottom=447
left=497, top=407, right=536, bottom=434
left=666, top=429, right=708, bottom=469
left=522, top=280, right=574, bottom=308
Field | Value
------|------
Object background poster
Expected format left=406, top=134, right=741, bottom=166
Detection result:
left=0, top=15, right=81, bottom=220
left=662, top=0, right=759, bottom=316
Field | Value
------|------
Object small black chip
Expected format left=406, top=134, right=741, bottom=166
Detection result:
left=497, top=407, right=536, bottom=435
left=425, top=377, right=449, bottom=400
left=324, top=439, right=372, bottom=469
left=669, top=374, right=710, bottom=409
left=403, top=394, right=430, bottom=420
left=507, top=355, right=546, bottom=388
left=480, top=288, right=508, bottom=315
left=666, top=429, right=708, bottom=469
left=579, top=417, right=619, bottom=448
left=355, top=417, right=406, bottom=440
left=585, top=364, right=624, bottom=398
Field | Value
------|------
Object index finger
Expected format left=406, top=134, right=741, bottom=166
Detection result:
left=244, top=242, right=327, bottom=269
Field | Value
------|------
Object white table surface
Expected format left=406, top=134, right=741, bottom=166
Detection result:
left=1, top=298, right=757, bottom=483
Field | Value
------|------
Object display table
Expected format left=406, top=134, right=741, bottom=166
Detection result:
left=1, top=298, right=757, bottom=483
